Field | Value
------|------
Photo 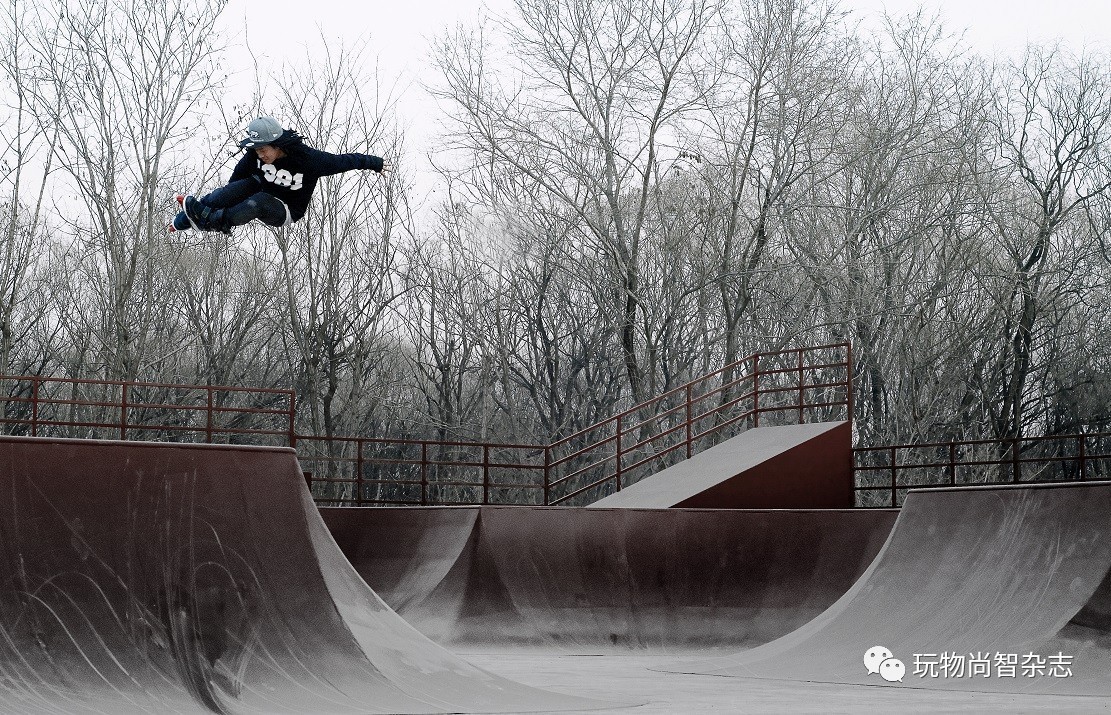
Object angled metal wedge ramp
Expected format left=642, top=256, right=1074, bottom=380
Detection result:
left=590, top=421, right=852, bottom=509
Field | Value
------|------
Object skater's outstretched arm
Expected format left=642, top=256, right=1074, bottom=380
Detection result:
left=302, top=147, right=388, bottom=177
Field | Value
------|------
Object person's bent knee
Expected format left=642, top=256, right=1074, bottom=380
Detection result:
left=224, top=193, right=290, bottom=228
left=253, top=193, right=291, bottom=227
left=202, top=178, right=262, bottom=208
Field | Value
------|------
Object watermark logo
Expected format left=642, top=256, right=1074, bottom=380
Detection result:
left=864, top=647, right=1074, bottom=683
left=912, top=652, right=1073, bottom=679
left=863, top=646, right=904, bottom=682
left=880, top=657, right=906, bottom=682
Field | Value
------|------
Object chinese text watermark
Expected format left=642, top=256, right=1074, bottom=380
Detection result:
left=864, top=647, right=1074, bottom=683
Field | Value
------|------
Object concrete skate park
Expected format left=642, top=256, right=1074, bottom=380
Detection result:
left=1, top=343, right=1110, bottom=713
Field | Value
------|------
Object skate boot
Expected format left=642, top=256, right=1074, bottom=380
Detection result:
left=176, top=194, right=206, bottom=231
left=182, top=196, right=233, bottom=235
left=201, top=209, right=233, bottom=235
left=168, top=210, right=192, bottom=233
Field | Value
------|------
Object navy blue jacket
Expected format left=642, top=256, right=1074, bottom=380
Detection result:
left=229, top=130, right=384, bottom=221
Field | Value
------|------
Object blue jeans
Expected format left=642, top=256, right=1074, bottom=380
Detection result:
left=174, top=179, right=290, bottom=231
left=200, top=178, right=290, bottom=227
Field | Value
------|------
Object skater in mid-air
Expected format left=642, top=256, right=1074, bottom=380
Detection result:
left=170, top=115, right=390, bottom=234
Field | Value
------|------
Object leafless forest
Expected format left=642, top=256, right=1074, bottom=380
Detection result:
left=1, top=0, right=1109, bottom=456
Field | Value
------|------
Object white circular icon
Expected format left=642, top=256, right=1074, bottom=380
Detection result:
left=879, top=658, right=906, bottom=682
left=863, top=646, right=893, bottom=675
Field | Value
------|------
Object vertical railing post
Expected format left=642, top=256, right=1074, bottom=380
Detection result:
left=890, top=446, right=898, bottom=507
left=1012, top=437, right=1021, bottom=483
left=846, top=343, right=854, bottom=425
left=120, top=382, right=128, bottom=440
left=752, top=353, right=761, bottom=427
left=31, top=378, right=39, bottom=437
left=797, top=349, right=805, bottom=423
left=482, top=444, right=490, bottom=505
left=356, top=438, right=365, bottom=506
left=1079, top=435, right=1087, bottom=481
left=206, top=386, right=214, bottom=443
left=287, top=391, right=297, bottom=448
left=685, top=385, right=693, bottom=459
left=850, top=449, right=857, bottom=506
left=420, top=442, right=429, bottom=505
left=949, top=442, right=957, bottom=486
left=543, top=445, right=551, bottom=505
left=615, top=414, right=624, bottom=492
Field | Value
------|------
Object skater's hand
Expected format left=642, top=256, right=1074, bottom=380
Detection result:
left=378, top=161, right=392, bottom=174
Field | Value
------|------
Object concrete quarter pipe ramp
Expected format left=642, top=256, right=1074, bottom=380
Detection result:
left=0, top=436, right=607, bottom=714
left=323, top=505, right=898, bottom=652
left=665, top=482, right=1111, bottom=696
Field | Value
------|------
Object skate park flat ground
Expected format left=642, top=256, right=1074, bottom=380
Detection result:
left=465, top=652, right=1111, bottom=713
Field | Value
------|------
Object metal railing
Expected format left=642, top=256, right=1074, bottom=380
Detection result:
left=0, top=345, right=852, bottom=506
left=296, top=435, right=548, bottom=506
left=6, top=351, right=1107, bottom=510
left=853, top=432, right=1111, bottom=507
left=0, top=375, right=296, bottom=446
left=295, top=343, right=852, bottom=505
left=542, top=343, right=853, bottom=505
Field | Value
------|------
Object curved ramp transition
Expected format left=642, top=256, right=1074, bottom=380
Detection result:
left=323, top=505, right=898, bottom=652
left=665, top=482, right=1111, bottom=696
left=0, top=436, right=608, bottom=714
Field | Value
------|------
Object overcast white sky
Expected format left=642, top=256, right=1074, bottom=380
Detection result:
left=217, top=0, right=1111, bottom=202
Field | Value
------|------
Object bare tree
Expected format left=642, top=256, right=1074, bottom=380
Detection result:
left=691, top=0, right=853, bottom=370
left=0, top=0, right=63, bottom=377
left=496, top=219, right=626, bottom=441
left=786, top=11, right=988, bottom=444
left=434, top=0, right=717, bottom=403
left=16, top=0, right=227, bottom=381
left=260, top=39, right=409, bottom=440
left=401, top=201, right=499, bottom=441
left=168, top=239, right=285, bottom=389
left=974, top=45, right=1111, bottom=444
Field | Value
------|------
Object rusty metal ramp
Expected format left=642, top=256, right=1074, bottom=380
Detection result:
left=663, top=482, right=1111, bottom=696
left=0, top=436, right=611, bottom=714
left=323, top=505, right=898, bottom=653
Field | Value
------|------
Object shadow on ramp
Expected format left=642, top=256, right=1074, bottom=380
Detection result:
left=662, top=482, right=1111, bottom=696
left=0, top=436, right=618, bottom=714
